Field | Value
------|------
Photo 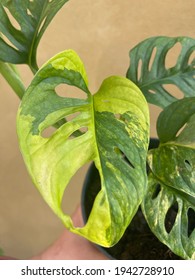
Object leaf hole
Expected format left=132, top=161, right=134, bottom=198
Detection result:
left=0, top=33, right=19, bottom=51
left=41, top=126, right=57, bottom=138
left=37, top=16, right=47, bottom=35
left=187, top=208, right=195, bottom=238
left=65, top=112, right=81, bottom=122
left=68, top=127, right=88, bottom=140
left=137, top=59, right=142, bottom=81
left=152, top=183, right=161, bottom=199
left=55, top=84, right=87, bottom=99
left=114, top=147, right=135, bottom=168
left=188, top=50, right=195, bottom=66
left=184, top=159, right=192, bottom=172
left=26, top=8, right=33, bottom=17
left=61, top=162, right=92, bottom=219
left=165, top=42, right=182, bottom=69
left=3, top=7, right=21, bottom=31
left=176, top=123, right=187, bottom=137
left=53, top=111, right=83, bottom=136
left=123, top=154, right=135, bottom=168
left=41, top=112, right=82, bottom=138
left=42, top=125, right=88, bottom=139
left=148, top=47, right=157, bottom=71
left=162, top=84, right=184, bottom=99
left=148, top=89, right=156, bottom=95
left=165, top=201, right=178, bottom=234
left=79, top=127, right=88, bottom=134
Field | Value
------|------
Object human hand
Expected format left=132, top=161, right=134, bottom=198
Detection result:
left=31, top=206, right=109, bottom=260
left=0, top=206, right=108, bottom=260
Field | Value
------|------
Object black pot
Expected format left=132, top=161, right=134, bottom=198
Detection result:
left=81, top=138, right=181, bottom=259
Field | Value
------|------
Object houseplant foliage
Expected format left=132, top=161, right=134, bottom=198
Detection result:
left=0, top=0, right=150, bottom=247
left=0, top=0, right=69, bottom=72
left=126, top=36, right=195, bottom=259
left=0, top=0, right=195, bottom=259
left=127, top=36, right=195, bottom=108
left=0, top=0, right=69, bottom=98
left=17, top=49, right=150, bottom=246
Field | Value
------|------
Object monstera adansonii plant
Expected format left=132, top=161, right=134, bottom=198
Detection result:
left=17, top=50, right=150, bottom=247
left=127, top=36, right=195, bottom=259
left=1, top=0, right=150, bottom=250
left=0, top=0, right=194, bottom=260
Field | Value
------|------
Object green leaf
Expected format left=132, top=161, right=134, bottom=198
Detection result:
left=126, top=36, right=195, bottom=108
left=17, top=49, right=150, bottom=247
left=157, top=97, right=195, bottom=143
left=0, top=0, right=69, bottom=72
left=144, top=98, right=195, bottom=259
left=142, top=173, right=195, bottom=260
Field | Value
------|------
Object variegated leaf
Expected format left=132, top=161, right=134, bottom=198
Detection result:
left=144, top=98, right=195, bottom=259
left=17, top=50, right=149, bottom=246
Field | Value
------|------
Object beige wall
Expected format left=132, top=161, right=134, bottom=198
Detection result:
left=0, top=0, right=194, bottom=259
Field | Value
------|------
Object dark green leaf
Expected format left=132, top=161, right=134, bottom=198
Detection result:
left=157, top=97, right=195, bottom=143
left=142, top=173, right=195, bottom=260
left=126, top=36, right=195, bottom=108
left=0, top=0, right=69, bottom=72
left=145, top=98, right=195, bottom=259
left=17, top=50, right=150, bottom=246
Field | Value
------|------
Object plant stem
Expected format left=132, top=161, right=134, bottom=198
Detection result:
left=29, top=61, right=39, bottom=75
left=0, top=62, right=25, bottom=99
left=30, top=66, right=38, bottom=75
